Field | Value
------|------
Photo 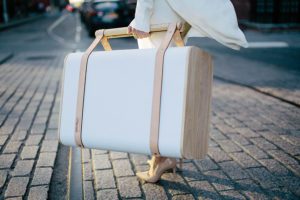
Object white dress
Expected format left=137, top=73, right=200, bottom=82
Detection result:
left=129, top=0, right=248, bottom=50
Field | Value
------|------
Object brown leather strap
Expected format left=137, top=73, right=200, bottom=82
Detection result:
left=101, top=36, right=112, bottom=51
left=149, top=23, right=182, bottom=156
left=75, top=31, right=105, bottom=147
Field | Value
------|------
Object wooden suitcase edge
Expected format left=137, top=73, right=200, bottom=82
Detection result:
left=181, top=46, right=213, bottom=160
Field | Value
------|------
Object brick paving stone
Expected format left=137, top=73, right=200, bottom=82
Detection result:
left=0, top=126, right=14, bottom=135
left=83, top=163, right=93, bottom=181
left=194, top=157, right=219, bottom=172
left=224, top=117, right=244, bottom=128
left=0, top=170, right=7, bottom=189
left=204, top=170, right=234, bottom=191
left=236, top=179, right=268, bottom=200
left=240, top=145, right=269, bottom=160
left=246, top=167, right=280, bottom=189
left=210, top=128, right=228, bottom=140
left=109, top=151, right=128, bottom=160
left=219, top=161, right=249, bottom=180
left=267, top=187, right=298, bottom=200
left=82, top=149, right=91, bottom=164
left=83, top=181, right=95, bottom=200
left=142, top=183, right=168, bottom=200
left=280, top=134, right=300, bottom=146
left=40, top=140, right=58, bottom=153
left=5, top=197, right=23, bottom=200
left=93, top=154, right=111, bottom=170
left=249, top=137, right=277, bottom=150
left=5, top=177, right=29, bottom=198
left=287, top=164, right=300, bottom=176
left=280, top=176, right=300, bottom=196
left=230, top=152, right=261, bottom=168
left=0, top=154, right=16, bottom=169
left=268, top=150, right=298, bottom=166
left=117, top=176, right=141, bottom=198
left=30, top=124, right=46, bottom=134
left=208, top=147, right=232, bottom=163
left=31, top=167, right=53, bottom=186
left=215, top=123, right=236, bottom=135
left=112, top=159, right=134, bottom=177
left=44, top=129, right=58, bottom=140
left=236, top=128, right=260, bottom=138
left=181, top=162, right=205, bottom=182
left=20, top=146, right=39, bottom=160
left=11, top=160, right=34, bottom=176
left=25, top=135, right=43, bottom=146
left=28, top=185, right=48, bottom=200
left=94, top=169, right=116, bottom=190
left=130, top=154, right=149, bottom=166
left=220, top=190, right=246, bottom=200
left=10, top=130, right=27, bottom=141
left=208, top=139, right=218, bottom=147
left=228, top=133, right=251, bottom=146
left=0, top=135, right=8, bottom=146
left=36, top=152, right=56, bottom=168
left=217, top=140, right=242, bottom=153
left=161, top=172, right=191, bottom=196
left=3, top=141, right=22, bottom=154
left=260, top=131, right=282, bottom=143
left=92, top=149, right=108, bottom=155
left=133, top=163, right=149, bottom=173
left=259, top=159, right=291, bottom=176
left=172, top=194, right=195, bottom=200
left=97, top=189, right=118, bottom=200
left=273, top=139, right=300, bottom=156
left=189, top=180, right=221, bottom=200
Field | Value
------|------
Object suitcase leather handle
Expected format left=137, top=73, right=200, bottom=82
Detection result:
left=98, top=22, right=187, bottom=39
left=75, top=23, right=184, bottom=157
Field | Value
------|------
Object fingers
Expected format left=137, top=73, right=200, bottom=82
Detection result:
left=129, top=27, right=150, bottom=39
left=127, top=26, right=133, bottom=34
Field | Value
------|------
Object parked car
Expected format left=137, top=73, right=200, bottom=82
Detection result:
left=84, top=0, right=134, bottom=37
left=79, top=0, right=92, bottom=23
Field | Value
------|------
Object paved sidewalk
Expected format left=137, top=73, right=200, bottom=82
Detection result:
left=0, top=50, right=299, bottom=199
left=0, top=51, right=62, bottom=199
left=0, top=13, right=299, bottom=199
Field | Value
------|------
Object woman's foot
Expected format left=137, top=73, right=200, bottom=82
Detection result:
left=136, top=156, right=177, bottom=183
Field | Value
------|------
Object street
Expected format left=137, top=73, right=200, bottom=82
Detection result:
left=0, top=12, right=299, bottom=200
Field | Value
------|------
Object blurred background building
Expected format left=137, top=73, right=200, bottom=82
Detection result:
left=0, top=0, right=68, bottom=23
left=231, top=0, right=300, bottom=24
left=1, top=0, right=300, bottom=27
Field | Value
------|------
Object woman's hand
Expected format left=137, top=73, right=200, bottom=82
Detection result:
left=128, top=26, right=150, bottom=39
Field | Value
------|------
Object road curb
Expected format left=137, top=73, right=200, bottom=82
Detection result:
left=0, top=53, right=13, bottom=64
left=0, top=14, right=44, bottom=31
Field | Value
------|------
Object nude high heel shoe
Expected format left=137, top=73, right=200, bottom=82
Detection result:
left=137, top=156, right=177, bottom=183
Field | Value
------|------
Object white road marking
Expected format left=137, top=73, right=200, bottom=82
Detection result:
left=47, top=13, right=76, bottom=49
left=248, top=41, right=289, bottom=48
left=75, top=19, right=82, bottom=43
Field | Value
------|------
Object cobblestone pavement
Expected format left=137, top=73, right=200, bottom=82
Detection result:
left=0, top=13, right=300, bottom=200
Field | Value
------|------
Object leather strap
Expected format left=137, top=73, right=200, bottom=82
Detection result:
left=75, top=30, right=105, bottom=147
left=149, top=23, right=182, bottom=156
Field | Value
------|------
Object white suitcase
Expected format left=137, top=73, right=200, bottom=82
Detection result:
left=59, top=24, right=213, bottom=159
